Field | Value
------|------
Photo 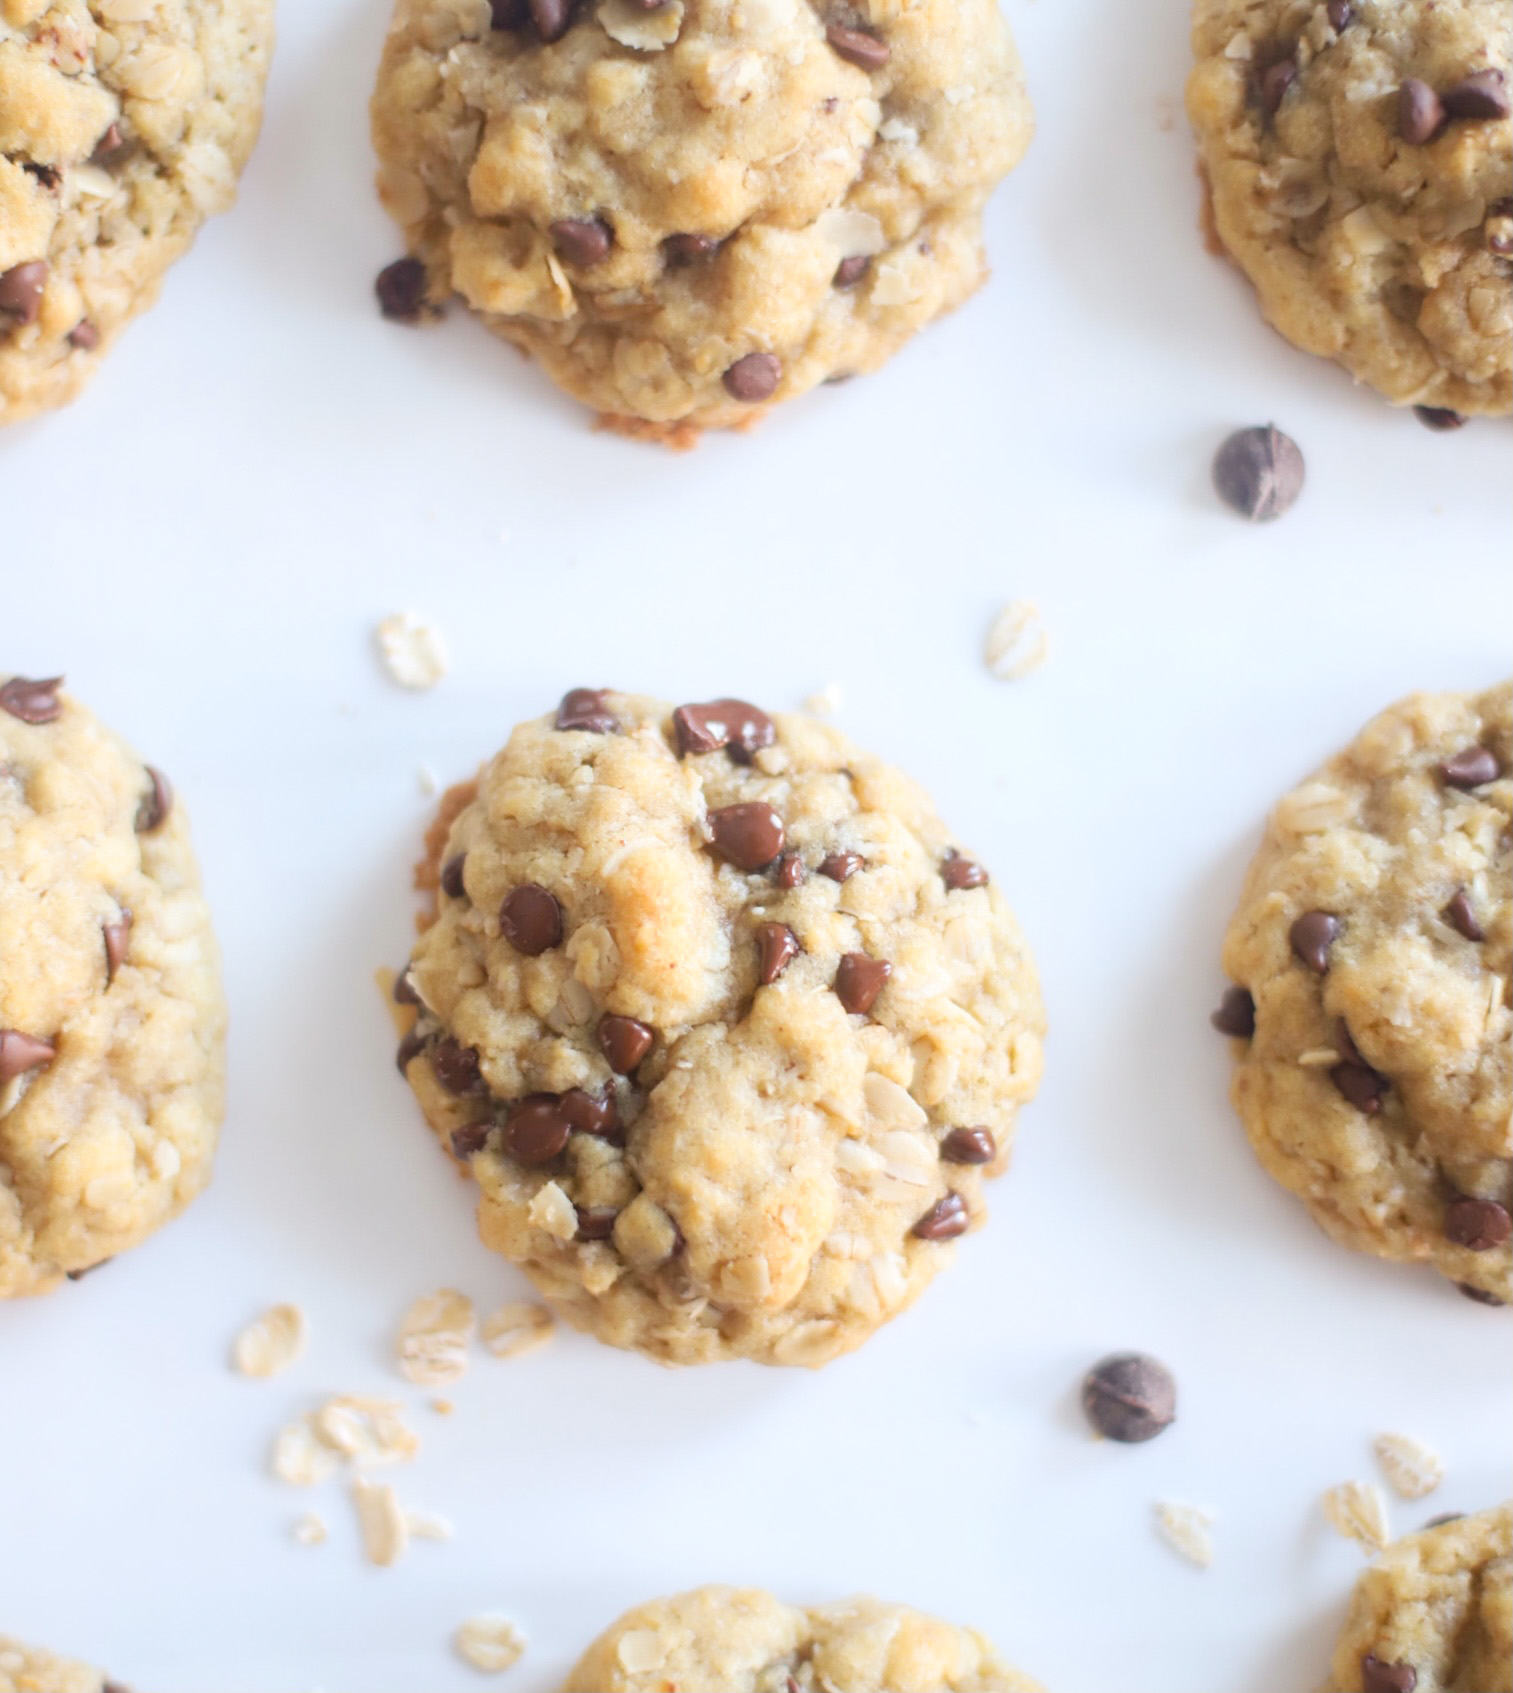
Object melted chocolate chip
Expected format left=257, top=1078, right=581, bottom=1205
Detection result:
left=576, top=1204, right=619, bottom=1240
left=500, top=883, right=563, bottom=955
left=0, top=260, right=47, bottom=325
left=393, top=968, right=421, bottom=1006
left=819, top=850, right=864, bottom=882
left=1442, top=68, right=1510, bottom=120
left=0, top=675, right=63, bottom=724
left=1210, top=986, right=1256, bottom=1037
left=673, top=699, right=775, bottom=762
left=776, top=852, right=806, bottom=889
left=913, top=1192, right=970, bottom=1240
left=1325, top=0, right=1352, bottom=28
left=67, top=320, right=100, bottom=350
left=1444, top=1196, right=1512, bottom=1251
left=1398, top=78, right=1445, bottom=144
left=375, top=257, right=429, bottom=322
left=1212, top=425, right=1305, bottom=520
left=555, top=687, right=619, bottom=733
left=1414, top=405, right=1467, bottom=431
left=440, top=853, right=468, bottom=899
left=135, top=767, right=172, bottom=833
left=834, top=952, right=891, bottom=1015
left=103, top=913, right=132, bottom=983
left=940, top=1127, right=996, bottom=1165
left=834, top=255, right=870, bottom=288
left=1260, top=56, right=1297, bottom=115
left=1081, top=1352, right=1178, bottom=1443
left=529, top=0, right=574, bottom=40
left=664, top=233, right=718, bottom=264
left=1331, top=1057, right=1385, bottom=1114
left=598, top=1014, right=653, bottom=1074
left=396, top=1028, right=427, bottom=1073
left=723, top=352, right=781, bottom=402
left=1360, top=1656, right=1418, bottom=1693
left=432, top=1037, right=484, bottom=1094
left=503, top=1095, right=572, bottom=1164
left=561, top=1087, right=619, bottom=1136
left=708, top=802, right=785, bottom=870
left=551, top=217, right=612, bottom=267
left=0, top=1029, right=56, bottom=1081
left=826, top=22, right=889, bottom=69
left=1444, top=888, right=1484, bottom=942
left=756, top=921, right=800, bottom=985
left=1289, top=910, right=1340, bottom=973
left=1440, top=745, right=1501, bottom=789
left=941, top=850, right=988, bottom=890
left=451, top=1122, right=493, bottom=1159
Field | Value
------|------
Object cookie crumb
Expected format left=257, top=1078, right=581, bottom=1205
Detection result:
left=455, top=1614, right=528, bottom=1673
left=352, top=1477, right=408, bottom=1567
left=1323, top=1480, right=1391, bottom=1553
left=1155, top=1501, right=1215, bottom=1567
left=375, top=613, right=449, bottom=690
left=232, top=1304, right=308, bottom=1379
left=1374, top=1433, right=1445, bottom=1500
left=481, top=1300, right=555, bottom=1360
left=292, top=1512, right=328, bottom=1547
left=396, top=1288, right=476, bottom=1386
left=984, top=600, right=1049, bottom=681
left=803, top=682, right=844, bottom=716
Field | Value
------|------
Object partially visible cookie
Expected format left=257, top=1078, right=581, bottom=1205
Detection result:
left=1, top=675, right=226, bottom=1295
left=1187, top=0, right=1512, bottom=415
left=1324, top=1503, right=1512, bottom=1692
left=0, top=0, right=275, bottom=426
left=0, top=1636, right=116, bottom=1693
left=560, top=1586, right=1044, bottom=1693
left=1216, top=683, right=1511, bottom=1303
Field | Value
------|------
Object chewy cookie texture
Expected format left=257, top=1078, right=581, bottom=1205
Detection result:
left=0, top=675, right=225, bottom=1296
left=398, top=691, right=1044, bottom=1367
left=370, top=0, right=1033, bottom=437
left=1215, top=683, right=1512, bottom=1304
left=0, top=1637, right=120, bottom=1693
left=1187, top=0, right=1512, bottom=415
left=0, top=0, right=275, bottom=425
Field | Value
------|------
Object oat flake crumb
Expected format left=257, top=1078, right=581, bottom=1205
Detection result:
left=456, top=1614, right=528, bottom=1673
left=1323, top=1480, right=1390, bottom=1553
left=1155, top=1501, right=1216, bottom=1568
left=1374, top=1433, right=1445, bottom=1501
left=352, top=1477, right=408, bottom=1567
left=405, top=1508, right=455, bottom=1542
left=232, top=1303, right=308, bottom=1378
left=396, top=1287, right=477, bottom=1386
left=375, top=612, right=449, bottom=690
left=271, top=1418, right=339, bottom=1488
left=984, top=599, right=1049, bottom=681
left=481, top=1300, right=555, bottom=1360
left=803, top=682, right=844, bottom=716
left=312, top=1395, right=420, bottom=1468
left=292, top=1512, right=328, bottom=1547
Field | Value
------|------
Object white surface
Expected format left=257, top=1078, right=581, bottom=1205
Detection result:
left=1, top=0, right=1508, bottom=1687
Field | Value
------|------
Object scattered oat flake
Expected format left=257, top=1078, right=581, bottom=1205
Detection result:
left=375, top=612, right=449, bottom=690
left=406, top=1508, right=455, bottom=1542
left=1155, top=1501, right=1215, bottom=1568
left=292, top=1512, right=328, bottom=1547
left=481, top=1300, right=555, bottom=1360
left=455, top=1614, right=528, bottom=1673
left=312, top=1395, right=420, bottom=1468
left=272, top=1418, right=339, bottom=1488
left=1323, top=1480, right=1390, bottom=1553
left=232, top=1303, right=308, bottom=1379
left=803, top=682, right=844, bottom=715
left=1374, top=1433, right=1445, bottom=1500
left=352, top=1477, right=408, bottom=1567
left=418, top=762, right=439, bottom=796
left=984, top=600, right=1049, bottom=681
left=396, top=1288, right=477, bottom=1386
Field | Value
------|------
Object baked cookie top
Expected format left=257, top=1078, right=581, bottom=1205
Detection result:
left=370, top=0, right=1032, bottom=435
left=0, top=1635, right=115, bottom=1693
left=0, top=0, right=275, bottom=426
left=1187, top=0, right=1512, bottom=414
left=399, top=690, right=1044, bottom=1367
left=0, top=675, right=225, bottom=1296
left=1325, top=1503, right=1512, bottom=1692
left=560, top=1585, right=1044, bottom=1692
left=1217, top=683, right=1511, bottom=1303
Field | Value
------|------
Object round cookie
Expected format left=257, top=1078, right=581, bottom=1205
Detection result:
left=398, top=690, right=1044, bottom=1367
left=1215, top=683, right=1511, bottom=1303
left=561, top=1586, right=1044, bottom=1693
left=1187, top=0, right=1512, bottom=417
left=0, top=1636, right=118, bottom=1693
left=1324, top=1503, right=1512, bottom=1692
left=0, top=0, right=275, bottom=426
left=1, top=675, right=226, bottom=1296
left=369, top=0, right=1032, bottom=438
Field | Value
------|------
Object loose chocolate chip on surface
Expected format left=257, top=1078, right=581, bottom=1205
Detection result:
left=1260, top=56, right=1297, bottom=114
left=136, top=766, right=172, bottom=833
left=826, top=22, right=890, bottom=69
left=708, top=802, right=785, bottom=870
left=1442, top=68, right=1510, bottom=120
left=393, top=968, right=421, bottom=1006
left=1445, top=1196, right=1512, bottom=1251
left=529, top=0, right=573, bottom=39
left=451, top=1122, right=492, bottom=1159
left=551, top=217, right=612, bottom=266
left=576, top=1204, right=619, bottom=1240
left=819, top=850, right=864, bottom=882
left=1398, top=78, right=1445, bottom=143
left=441, top=854, right=468, bottom=899
left=555, top=687, right=619, bottom=733
left=941, top=1127, right=996, bottom=1165
left=834, top=951, right=891, bottom=1015
left=103, top=914, right=132, bottom=982
left=500, top=883, right=563, bottom=954
left=776, top=852, right=806, bottom=889
left=664, top=232, right=718, bottom=263
left=67, top=320, right=100, bottom=350
left=1361, top=1655, right=1418, bottom=1693
left=1212, top=425, right=1305, bottom=521
left=756, top=921, right=800, bottom=986
left=1211, top=986, right=1256, bottom=1037
left=1457, top=1281, right=1506, bottom=1305
left=375, top=257, right=429, bottom=322
left=598, top=1014, right=653, bottom=1074
left=673, top=699, right=775, bottom=762
left=396, top=1028, right=427, bottom=1073
left=503, top=1095, right=573, bottom=1164
left=0, top=260, right=47, bottom=324
left=0, top=675, right=63, bottom=724
left=834, top=255, right=870, bottom=288
left=432, top=1037, right=483, bottom=1094
left=1444, top=888, right=1484, bottom=941
left=1414, top=404, right=1466, bottom=431
left=1331, top=1058, right=1385, bottom=1114
left=1290, top=910, right=1341, bottom=973
left=0, top=1029, right=56, bottom=1081
left=1440, top=745, right=1501, bottom=788
left=1081, top=1352, right=1178, bottom=1443
left=1325, top=0, right=1352, bottom=28
left=723, top=352, right=781, bottom=402
left=913, top=1192, right=970, bottom=1240
left=941, top=850, right=988, bottom=890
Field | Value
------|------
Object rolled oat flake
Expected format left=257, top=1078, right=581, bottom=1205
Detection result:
left=1212, top=424, right=1305, bottom=521
left=1082, top=1351, right=1177, bottom=1443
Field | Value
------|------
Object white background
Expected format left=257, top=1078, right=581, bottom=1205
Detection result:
left=1, top=0, right=1508, bottom=1687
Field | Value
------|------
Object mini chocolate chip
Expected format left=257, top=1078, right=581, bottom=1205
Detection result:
left=756, top=921, right=800, bottom=985
left=551, top=217, right=612, bottom=266
left=1260, top=56, right=1297, bottom=115
left=1442, top=68, right=1510, bottom=120
left=0, top=1029, right=56, bottom=1081
left=90, top=123, right=131, bottom=166
left=1440, top=745, right=1501, bottom=788
left=1331, top=1059, right=1385, bottom=1114
left=1457, top=1281, right=1507, bottom=1305
left=1424, top=1511, right=1466, bottom=1527
left=941, top=850, right=988, bottom=890
left=136, top=767, right=172, bottom=833
left=67, top=320, right=100, bottom=350
left=560, top=1086, right=619, bottom=1137
left=396, top=1028, right=427, bottom=1073
left=913, top=1192, right=970, bottom=1240
left=819, top=850, right=864, bottom=882
left=1444, top=888, right=1484, bottom=942
left=0, top=260, right=47, bottom=325
left=554, top=686, right=619, bottom=732
left=375, top=257, right=429, bottom=322
left=1414, top=404, right=1467, bottom=431
left=1325, top=0, right=1352, bottom=28
left=441, top=853, right=468, bottom=899
left=708, top=802, right=785, bottom=870
left=1444, top=1195, right=1512, bottom=1251
left=826, top=22, right=889, bottom=69
left=432, top=1037, right=483, bottom=1094
left=500, top=883, right=563, bottom=954
left=503, top=1095, right=572, bottom=1164
left=673, top=699, right=775, bottom=762
left=576, top=1204, right=619, bottom=1240
left=598, top=1014, right=653, bottom=1074
left=393, top=968, right=421, bottom=1006
left=1081, top=1352, right=1178, bottom=1444
left=1212, top=425, right=1305, bottom=521
left=103, top=912, right=132, bottom=983
left=664, top=232, right=718, bottom=264
left=1398, top=78, right=1445, bottom=143
left=776, top=852, right=806, bottom=889
left=723, top=352, right=781, bottom=402
left=834, top=951, right=891, bottom=1015
left=0, top=675, right=63, bottom=724
left=529, top=0, right=574, bottom=38
left=1290, top=910, right=1341, bottom=973
left=941, top=1127, right=996, bottom=1165
left=451, top=1122, right=492, bottom=1159
left=1211, top=986, right=1256, bottom=1037
left=1361, top=1656, right=1418, bottom=1693
left=834, top=255, right=870, bottom=288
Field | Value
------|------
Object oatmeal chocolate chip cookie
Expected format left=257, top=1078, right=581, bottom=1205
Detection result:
left=369, top=0, right=1032, bottom=437
left=561, top=1586, right=1044, bottom=1693
left=0, top=675, right=225, bottom=1296
left=1324, top=1503, right=1512, bottom=1692
left=1215, top=684, right=1512, bottom=1302
left=1187, top=0, right=1512, bottom=415
left=0, top=0, right=275, bottom=426
left=0, top=1637, right=121, bottom=1693
left=398, top=690, right=1043, bottom=1367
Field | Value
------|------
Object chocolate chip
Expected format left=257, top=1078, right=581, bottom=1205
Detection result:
left=913, top=1192, right=970, bottom=1240
left=1442, top=68, right=1510, bottom=120
left=1457, top=1281, right=1507, bottom=1305
left=1440, top=745, right=1501, bottom=788
left=708, top=802, right=785, bottom=870
left=1325, top=0, right=1352, bottom=28
left=375, top=257, right=429, bottom=322
left=432, top=1037, right=483, bottom=1094
left=67, top=320, right=100, bottom=350
left=1361, top=1656, right=1418, bottom=1693
left=672, top=699, right=775, bottom=762
left=554, top=687, right=619, bottom=733
left=135, top=767, right=172, bottom=833
left=90, top=123, right=131, bottom=166
left=441, top=853, right=468, bottom=899
left=103, top=913, right=132, bottom=983
left=723, top=352, right=781, bottom=402
left=576, top=1204, right=619, bottom=1240
left=1398, top=78, right=1445, bottom=143
left=529, top=0, right=574, bottom=38
left=834, top=255, right=870, bottom=288
left=776, top=852, right=806, bottom=889
left=0, top=675, right=63, bottom=724
left=1414, top=404, right=1467, bottom=431
left=1081, top=1352, right=1178, bottom=1444
left=598, top=1014, right=653, bottom=1073
left=500, top=883, right=563, bottom=955
left=826, top=23, right=889, bottom=69
left=551, top=217, right=612, bottom=267
left=941, top=1126, right=996, bottom=1165
left=0, top=260, right=47, bottom=325
left=819, top=850, right=864, bottom=882
left=396, top=1028, right=427, bottom=1073
left=1331, top=1057, right=1385, bottom=1114
left=664, top=233, right=718, bottom=264
left=1290, top=910, right=1340, bottom=973
left=0, top=1029, right=56, bottom=1081
left=1212, top=425, right=1305, bottom=521
left=1260, top=56, right=1297, bottom=115
left=490, top=0, right=526, bottom=23
left=451, top=1121, right=492, bottom=1159
left=834, top=951, right=891, bottom=1015
left=1444, top=1196, right=1512, bottom=1251
left=1211, top=986, right=1256, bottom=1037
left=393, top=968, right=421, bottom=1006
left=561, top=1086, right=619, bottom=1136
left=20, top=157, right=59, bottom=186
left=756, top=921, right=800, bottom=985
left=941, top=850, right=988, bottom=890
left=1443, top=888, right=1484, bottom=942
left=503, top=1095, right=572, bottom=1164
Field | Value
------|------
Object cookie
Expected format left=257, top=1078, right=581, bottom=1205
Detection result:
left=560, top=1586, right=1044, bottom=1693
left=1187, top=0, right=1512, bottom=416
left=1215, top=683, right=1512, bottom=1303
left=0, top=1636, right=116, bottom=1693
left=369, top=0, right=1032, bottom=438
left=1, top=675, right=225, bottom=1295
left=398, top=690, right=1044, bottom=1367
left=1324, top=1503, right=1512, bottom=1692
left=0, top=0, right=275, bottom=426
